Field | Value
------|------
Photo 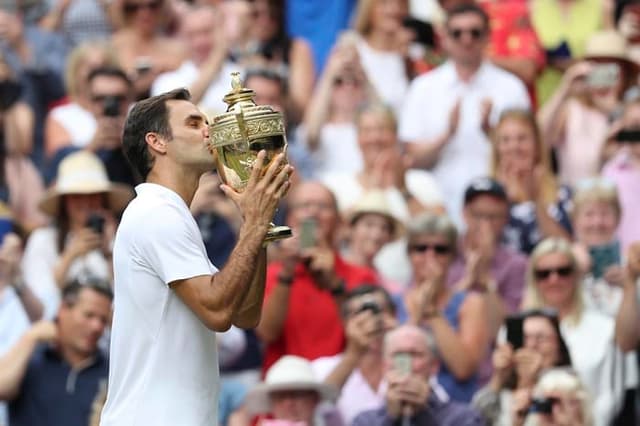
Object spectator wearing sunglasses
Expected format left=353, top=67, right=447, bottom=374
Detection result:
left=399, top=3, right=530, bottom=228
left=522, top=237, right=638, bottom=426
left=399, top=212, right=491, bottom=403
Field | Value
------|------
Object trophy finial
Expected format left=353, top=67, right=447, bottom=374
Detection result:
left=231, top=72, right=242, bottom=93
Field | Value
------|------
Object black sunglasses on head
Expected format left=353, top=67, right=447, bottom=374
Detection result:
left=448, top=27, right=485, bottom=41
left=534, top=265, right=574, bottom=281
left=409, top=243, right=451, bottom=255
left=124, top=0, right=162, bottom=14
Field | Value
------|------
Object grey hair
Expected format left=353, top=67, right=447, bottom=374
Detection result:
left=406, top=212, right=458, bottom=253
left=383, top=324, right=439, bottom=360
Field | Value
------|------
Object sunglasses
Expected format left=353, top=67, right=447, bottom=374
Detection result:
left=448, top=27, right=485, bottom=41
left=124, top=0, right=162, bottom=14
left=534, top=265, right=574, bottom=281
left=409, top=243, right=450, bottom=255
left=91, top=94, right=127, bottom=103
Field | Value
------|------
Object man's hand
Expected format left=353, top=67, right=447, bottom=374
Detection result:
left=27, top=321, right=58, bottom=345
left=220, top=151, right=293, bottom=232
left=89, top=116, right=125, bottom=151
left=385, top=371, right=430, bottom=418
left=345, top=310, right=381, bottom=356
left=447, top=99, right=461, bottom=139
left=63, top=228, right=103, bottom=261
left=480, top=98, right=493, bottom=136
left=514, top=348, right=543, bottom=388
left=490, top=343, right=514, bottom=389
left=301, top=244, right=339, bottom=291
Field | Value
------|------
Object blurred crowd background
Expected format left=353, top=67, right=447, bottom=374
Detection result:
left=0, top=0, right=640, bottom=425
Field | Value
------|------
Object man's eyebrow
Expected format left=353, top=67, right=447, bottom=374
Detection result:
left=185, top=114, right=206, bottom=124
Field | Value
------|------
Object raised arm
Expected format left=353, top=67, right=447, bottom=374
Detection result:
left=615, top=243, right=640, bottom=351
left=172, top=152, right=292, bottom=332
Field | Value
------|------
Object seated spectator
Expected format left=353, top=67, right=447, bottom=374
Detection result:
left=44, top=40, right=117, bottom=158
left=0, top=281, right=112, bottom=426
left=401, top=212, right=491, bottom=402
left=255, top=181, right=378, bottom=372
left=151, top=4, right=242, bottom=117
left=312, top=284, right=399, bottom=424
left=491, top=109, right=572, bottom=254
left=352, top=0, right=410, bottom=114
left=322, top=102, right=443, bottom=284
left=352, top=324, right=485, bottom=426
left=538, top=31, right=638, bottom=187
left=522, top=237, right=637, bottom=426
left=109, top=0, right=186, bottom=99
left=244, top=355, right=339, bottom=426
left=472, top=309, right=573, bottom=426
left=399, top=3, right=530, bottom=227
left=513, top=368, right=594, bottom=426
left=22, top=151, right=133, bottom=319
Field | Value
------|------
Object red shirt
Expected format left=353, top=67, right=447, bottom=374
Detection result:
left=262, top=255, right=378, bottom=372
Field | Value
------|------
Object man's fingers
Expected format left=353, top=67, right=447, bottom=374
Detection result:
left=247, top=150, right=267, bottom=188
left=220, top=183, right=241, bottom=204
left=260, top=152, right=286, bottom=187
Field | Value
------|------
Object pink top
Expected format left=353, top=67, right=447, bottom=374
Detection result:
left=602, top=151, right=640, bottom=254
left=559, top=99, right=609, bottom=187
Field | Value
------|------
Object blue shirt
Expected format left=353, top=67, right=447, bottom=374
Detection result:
left=351, top=392, right=485, bottom=426
left=9, top=345, right=108, bottom=426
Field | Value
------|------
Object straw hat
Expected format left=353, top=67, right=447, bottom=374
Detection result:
left=39, top=151, right=134, bottom=216
left=346, top=190, right=405, bottom=240
left=244, top=356, right=338, bottom=415
left=583, top=30, right=639, bottom=72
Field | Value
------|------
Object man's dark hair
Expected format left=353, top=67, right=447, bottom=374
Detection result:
left=122, top=88, right=191, bottom=181
left=341, top=284, right=396, bottom=318
left=87, top=65, right=133, bottom=89
left=445, top=3, right=490, bottom=32
left=62, top=280, right=114, bottom=306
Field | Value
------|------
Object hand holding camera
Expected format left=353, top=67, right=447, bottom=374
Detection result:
left=385, top=369, right=430, bottom=419
left=489, top=343, right=514, bottom=390
left=345, top=301, right=382, bottom=355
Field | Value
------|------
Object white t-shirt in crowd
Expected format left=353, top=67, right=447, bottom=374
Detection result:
left=48, top=102, right=97, bottom=148
left=298, top=122, right=363, bottom=178
left=100, top=183, right=219, bottom=426
left=151, top=60, right=242, bottom=117
left=399, top=61, right=530, bottom=227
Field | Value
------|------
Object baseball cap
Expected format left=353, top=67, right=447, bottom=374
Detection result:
left=463, top=177, right=508, bottom=205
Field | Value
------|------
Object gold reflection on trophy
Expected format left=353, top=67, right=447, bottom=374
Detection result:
left=208, top=72, right=292, bottom=242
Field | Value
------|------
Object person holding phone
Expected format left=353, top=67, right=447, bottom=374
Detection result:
left=352, top=324, right=484, bottom=426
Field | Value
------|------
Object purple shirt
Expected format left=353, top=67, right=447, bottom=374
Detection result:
left=351, top=392, right=485, bottom=426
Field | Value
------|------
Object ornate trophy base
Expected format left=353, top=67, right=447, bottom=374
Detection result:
left=265, top=224, right=293, bottom=243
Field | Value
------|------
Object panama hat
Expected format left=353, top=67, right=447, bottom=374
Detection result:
left=39, top=151, right=134, bottom=216
left=583, top=30, right=639, bottom=73
left=345, top=190, right=405, bottom=240
left=244, top=356, right=338, bottom=415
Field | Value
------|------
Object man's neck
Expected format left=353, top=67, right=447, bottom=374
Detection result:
left=367, top=30, right=397, bottom=52
left=59, top=345, right=97, bottom=370
left=454, top=60, right=483, bottom=83
left=146, top=165, right=201, bottom=207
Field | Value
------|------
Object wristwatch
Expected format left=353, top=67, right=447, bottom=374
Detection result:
left=330, top=279, right=346, bottom=297
left=277, top=271, right=294, bottom=287
left=11, top=276, right=26, bottom=296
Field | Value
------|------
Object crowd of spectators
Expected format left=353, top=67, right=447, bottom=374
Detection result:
left=0, top=0, right=639, bottom=425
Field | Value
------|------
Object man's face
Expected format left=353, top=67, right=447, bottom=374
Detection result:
left=58, top=288, right=112, bottom=358
left=245, top=75, right=285, bottom=112
left=384, top=328, right=437, bottom=378
left=463, top=194, right=508, bottom=240
left=345, top=291, right=398, bottom=351
left=287, top=182, right=339, bottom=244
left=443, top=12, right=488, bottom=67
left=164, top=99, right=214, bottom=172
left=181, top=9, right=217, bottom=65
left=270, top=390, right=320, bottom=424
left=89, top=75, right=131, bottom=118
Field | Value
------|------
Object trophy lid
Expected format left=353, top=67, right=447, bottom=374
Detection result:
left=222, top=72, right=257, bottom=109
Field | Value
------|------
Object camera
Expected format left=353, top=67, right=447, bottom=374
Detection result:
left=103, top=96, right=122, bottom=117
left=356, top=301, right=381, bottom=315
left=528, top=397, right=559, bottom=414
left=86, top=213, right=105, bottom=235
left=614, top=128, right=640, bottom=144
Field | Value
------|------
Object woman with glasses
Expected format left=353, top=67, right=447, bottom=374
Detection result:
left=397, top=212, right=490, bottom=403
left=522, top=237, right=638, bottom=426
left=491, top=109, right=572, bottom=254
left=109, top=0, right=185, bottom=99
left=472, top=309, right=572, bottom=425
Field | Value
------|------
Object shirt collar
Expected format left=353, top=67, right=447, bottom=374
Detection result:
left=135, top=183, right=188, bottom=209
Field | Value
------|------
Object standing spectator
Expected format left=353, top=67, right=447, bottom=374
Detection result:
left=352, top=0, right=410, bottom=114
left=352, top=324, right=485, bottom=426
left=399, top=3, right=529, bottom=226
left=538, top=30, right=638, bottom=187
left=255, top=181, right=378, bottom=372
left=491, top=109, right=572, bottom=254
left=0, top=281, right=112, bottom=426
left=151, top=4, right=241, bottom=116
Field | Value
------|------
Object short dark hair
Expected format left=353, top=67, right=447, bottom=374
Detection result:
left=445, top=3, right=490, bottom=31
left=122, top=88, right=191, bottom=181
left=62, top=280, right=114, bottom=306
left=341, top=284, right=396, bottom=318
left=87, top=65, right=132, bottom=89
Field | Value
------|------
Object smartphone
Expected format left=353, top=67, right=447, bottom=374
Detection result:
left=587, top=63, right=620, bottom=89
left=392, top=352, right=412, bottom=376
left=505, top=315, right=524, bottom=350
left=614, top=128, right=640, bottom=144
left=589, top=242, right=621, bottom=279
left=86, top=213, right=105, bottom=235
left=299, top=217, right=317, bottom=249
left=103, top=96, right=121, bottom=117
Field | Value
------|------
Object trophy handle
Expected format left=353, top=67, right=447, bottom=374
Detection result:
left=232, top=103, right=250, bottom=145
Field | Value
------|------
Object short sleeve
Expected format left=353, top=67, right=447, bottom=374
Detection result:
left=398, top=80, right=429, bottom=142
left=311, top=354, right=342, bottom=381
left=136, top=205, right=215, bottom=285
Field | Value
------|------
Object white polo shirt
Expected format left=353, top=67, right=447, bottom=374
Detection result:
left=100, top=183, right=219, bottom=426
left=399, top=61, right=530, bottom=226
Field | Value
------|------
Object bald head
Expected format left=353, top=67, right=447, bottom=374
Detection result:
left=180, top=5, right=220, bottom=65
left=286, top=181, right=339, bottom=243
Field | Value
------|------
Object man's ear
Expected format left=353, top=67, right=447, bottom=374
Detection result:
left=145, top=132, right=167, bottom=155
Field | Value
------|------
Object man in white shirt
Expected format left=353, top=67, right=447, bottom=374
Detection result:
left=99, top=88, right=293, bottom=426
left=399, top=3, right=530, bottom=227
left=150, top=4, right=241, bottom=116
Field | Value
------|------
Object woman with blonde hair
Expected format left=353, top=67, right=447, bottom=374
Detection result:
left=352, top=0, right=410, bottom=113
left=44, top=40, right=118, bottom=158
left=491, top=108, right=572, bottom=254
left=522, top=237, right=638, bottom=426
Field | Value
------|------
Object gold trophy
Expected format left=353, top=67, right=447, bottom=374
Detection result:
left=208, top=73, right=292, bottom=243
